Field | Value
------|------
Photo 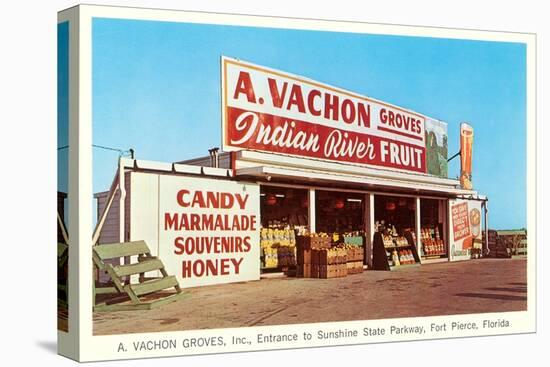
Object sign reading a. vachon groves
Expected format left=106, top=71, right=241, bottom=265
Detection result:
left=159, top=175, right=260, bottom=288
left=222, top=57, right=447, bottom=175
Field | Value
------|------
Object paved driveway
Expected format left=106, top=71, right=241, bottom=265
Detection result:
left=94, top=258, right=527, bottom=335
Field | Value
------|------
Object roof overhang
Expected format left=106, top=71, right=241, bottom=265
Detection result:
left=233, top=150, right=480, bottom=198
left=100, top=155, right=486, bottom=200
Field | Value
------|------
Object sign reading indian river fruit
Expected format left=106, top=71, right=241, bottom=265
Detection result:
left=222, top=57, right=448, bottom=175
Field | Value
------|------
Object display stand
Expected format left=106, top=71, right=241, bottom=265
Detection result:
left=372, top=232, right=420, bottom=271
left=419, top=226, right=447, bottom=260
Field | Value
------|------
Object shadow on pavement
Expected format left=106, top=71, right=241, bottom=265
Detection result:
left=484, top=287, right=527, bottom=293
left=454, top=293, right=527, bottom=301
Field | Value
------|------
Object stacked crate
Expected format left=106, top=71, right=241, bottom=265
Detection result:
left=296, top=247, right=312, bottom=277
left=296, top=235, right=331, bottom=278
left=342, top=236, right=364, bottom=275
left=345, top=246, right=364, bottom=274
left=296, top=236, right=364, bottom=278
left=485, top=230, right=511, bottom=258
left=312, top=247, right=348, bottom=278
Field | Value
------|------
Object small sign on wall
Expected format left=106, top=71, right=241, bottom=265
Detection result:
left=449, top=198, right=482, bottom=261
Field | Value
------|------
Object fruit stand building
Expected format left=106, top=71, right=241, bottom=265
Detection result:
left=94, top=57, right=489, bottom=287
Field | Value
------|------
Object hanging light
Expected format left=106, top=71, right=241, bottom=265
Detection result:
left=265, top=193, right=277, bottom=206
left=334, top=198, right=345, bottom=209
left=386, top=200, right=396, bottom=211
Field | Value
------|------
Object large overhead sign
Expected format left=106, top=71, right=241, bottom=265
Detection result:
left=222, top=56, right=447, bottom=175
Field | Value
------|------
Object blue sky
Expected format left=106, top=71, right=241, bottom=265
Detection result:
left=57, top=21, right=69, bottom=229
left=92, top=18, right=526, bottom=229
left=57, top=21, right=69, bottom=194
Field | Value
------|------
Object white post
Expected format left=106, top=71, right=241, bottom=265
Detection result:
left=415, top=196, right=422, bottom=262
left=364, top=193, right=375, bottom=268
left=440, top=199, right=450, bottom=260
left=119, top=156, right=126, bottom=243
left=448, top=200, right=454, bottom=262
left=483, top=200, right=489, bottom=257
left=118, top=157, right=129, bottom=276
left=308, top=188, right=316, bottom=233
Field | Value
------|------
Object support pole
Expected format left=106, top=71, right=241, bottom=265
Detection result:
left=415, top=197, right=422, bottom=262
left=448, top=200, right=454, bottom=261
left=364, top=193, right=375, bottom=268
left=483, top=200, right=489, bottom=257
left=118, top=157, right=130, bottom=277
left=447, top=150, right=461, bottom=162
left=119, top=157, right=126, bottom=243
left=308, top=189, right=316, bottom=233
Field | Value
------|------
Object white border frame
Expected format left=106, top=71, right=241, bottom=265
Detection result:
left=58, top=4, right=536, bottom=362
left=57, top=6, right=81, bottom=361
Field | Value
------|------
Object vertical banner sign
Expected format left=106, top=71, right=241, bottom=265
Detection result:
left=460, top=123, right=474, bottom=189
left=450, top=199, right=482, bottom=261
left=222, top=56, right=447, bottom=175
left=158, top=175, right=260, bottom=288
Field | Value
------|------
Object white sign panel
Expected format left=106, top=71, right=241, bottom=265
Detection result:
left=130, top=172, right=260, bottom=288
left=158, top=175, right=260, bottom=288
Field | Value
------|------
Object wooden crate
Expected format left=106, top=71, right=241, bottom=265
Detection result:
left=297, top=248, right=312, bottom=265
left=297, top=236, right=331, bottom=250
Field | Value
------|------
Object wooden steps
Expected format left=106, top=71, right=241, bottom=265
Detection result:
left=112, top=259, right=164, bottom=277
left=127, top=276, right=179, bottom=297
left=93, top=240, right=187, bottom=311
